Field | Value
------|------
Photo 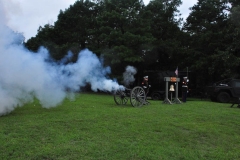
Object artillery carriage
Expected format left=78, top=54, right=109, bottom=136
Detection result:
left=114, top=86, right=149, bottom=107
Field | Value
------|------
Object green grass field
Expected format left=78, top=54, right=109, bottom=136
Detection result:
left=1, top=93, right=240, bottom=160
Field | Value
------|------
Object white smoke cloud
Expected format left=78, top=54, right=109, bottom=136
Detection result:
left=0, top=23, right=125, bottom=116
left=123, top=66, right=137, bottom=87
left=57, top=49, right=123, bottom=92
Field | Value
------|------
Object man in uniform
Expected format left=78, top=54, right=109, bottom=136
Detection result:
left=142, top=76, right=149, bottom=94
left=142, top=76, right=151, bottom=104
left=182, top=77, right=188, bottom=102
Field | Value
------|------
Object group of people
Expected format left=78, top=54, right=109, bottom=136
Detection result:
left=141, top=75, right=188, bottom=102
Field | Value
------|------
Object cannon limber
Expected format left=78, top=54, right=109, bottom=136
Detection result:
left=114, top=86, right=150, bottom=107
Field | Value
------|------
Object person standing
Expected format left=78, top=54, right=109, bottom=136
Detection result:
left=142, top=76, right=151, bottom=104
left=182, top=77, right=188, bottom=102
left=142, top=76, right=149, bottom=94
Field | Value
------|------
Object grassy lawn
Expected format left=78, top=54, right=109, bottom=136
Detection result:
left=1, top=93, right=240, bottom=160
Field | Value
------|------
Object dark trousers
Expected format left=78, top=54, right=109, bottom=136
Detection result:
left=182, top=92, right=187, bottom=102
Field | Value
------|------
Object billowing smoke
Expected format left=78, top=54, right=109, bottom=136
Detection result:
left=123, top=66, right=137, bottom=87
left=0, top=24, right=125, bottom=116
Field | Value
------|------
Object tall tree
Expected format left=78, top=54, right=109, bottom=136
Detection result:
left=97, top=0, right=155, bottom=65
left=25, top=0, right=98, bottom=61
left=24, top=24, right=62, bottom=59
left=53, top=0, right=98, bottom=60
left=183, top=0, right=231, bottom=84
left=143, top=0, right=183, bottom=71
left=224, top=3, right=240, bottom=78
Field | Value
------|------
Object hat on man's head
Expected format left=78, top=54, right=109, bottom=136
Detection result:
left=144, top=76, right=148, bottom=79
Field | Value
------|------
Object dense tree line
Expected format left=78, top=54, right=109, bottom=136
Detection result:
left=25, top=0, right=240, bottom=86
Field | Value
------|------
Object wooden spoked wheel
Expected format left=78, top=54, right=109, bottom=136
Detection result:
left=130, top=86, right=146, bottom=107
left=114, top=89, right=128, bottom=105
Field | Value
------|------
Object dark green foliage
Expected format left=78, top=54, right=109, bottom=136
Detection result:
left=24, top=0, right=240, bottom=86
left=138, top=0, right=184, bottom=71
left=97, top=0, right=155, bottom=66
left=183, top=0, right=240, bottom=83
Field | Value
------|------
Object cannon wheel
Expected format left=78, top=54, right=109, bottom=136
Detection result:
left=130, top=86, right=146, bottom=107
left=114, top=89, right=128, bottom=105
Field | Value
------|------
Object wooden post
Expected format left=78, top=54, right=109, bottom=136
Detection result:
left=163, top=77, right=172, bottom=104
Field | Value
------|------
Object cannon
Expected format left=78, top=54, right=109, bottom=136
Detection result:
left=113, top=86, right=150, bottom=107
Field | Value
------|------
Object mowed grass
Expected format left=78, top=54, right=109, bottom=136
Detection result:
left=1, top=93, right=240, bottom=160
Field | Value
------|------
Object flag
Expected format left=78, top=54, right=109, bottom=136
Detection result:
left=175, top=67, right=178, bottom=76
